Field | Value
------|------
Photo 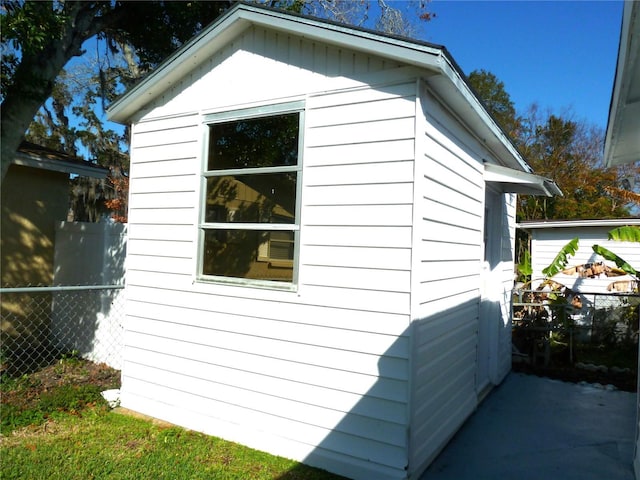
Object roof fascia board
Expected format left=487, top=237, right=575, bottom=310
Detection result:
left=13, top=151, right=108, bottom=178
left=484, top=163, right=562, bottom=197
left=425, top=74, right=530, bottom=172
left=108, top=4, right=445, bottom=123
left=604, top=0, right=640, bottom=167
left=519, top=218, right=640, bottom=229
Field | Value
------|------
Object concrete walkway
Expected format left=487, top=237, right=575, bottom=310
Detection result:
left=422, top=373, right=636, bottom=480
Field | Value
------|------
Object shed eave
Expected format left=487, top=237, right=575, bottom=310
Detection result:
left=107, top=3, right=444, bottom=124
left=604, top=0, right=640, bottom=168
left=484, top=163, right=562, bottom=197
left=518, top=218, right=640, bottom=230
left=13, top=151, right=108, bottom=179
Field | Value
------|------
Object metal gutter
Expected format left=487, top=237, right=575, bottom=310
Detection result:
left=518, top=218, right=640, bottom=229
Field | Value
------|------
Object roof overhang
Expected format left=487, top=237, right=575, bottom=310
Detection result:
left=13, top=150, right=108, bottom=179
left=518, top=218, right=640, bottom=230
left=484, top=163, right=562, bottom=197
left=107, top=2, right=531, bottom=173
left=604, top=0, right=640, bottom=167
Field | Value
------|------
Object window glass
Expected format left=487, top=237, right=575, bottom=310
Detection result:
left=204, top=173, right=296, bottom=224
left=202, top=229, right=294, bottom=282
left=207, top=113, right=299, bottom=170
left=200, top=109, right=301, bottom=285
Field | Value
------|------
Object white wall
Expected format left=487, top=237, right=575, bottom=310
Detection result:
left=123, top=26, right=420, bottom=480
left=52, top=221, right=126, bottom=369
left=407, top=83, right=515, bottom=476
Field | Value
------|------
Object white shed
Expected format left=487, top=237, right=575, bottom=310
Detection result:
left=521, top=218, right=640, bottom=293
left=107, top=4, right=558, bottom=479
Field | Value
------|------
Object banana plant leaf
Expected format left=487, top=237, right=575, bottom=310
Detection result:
left=591, top=244, right=638, bottom=278
left=517, top=249, right=532, bottom=277
left=542, top=237, right=579, bottom=277
left=607, top=225, right=640, bottom=242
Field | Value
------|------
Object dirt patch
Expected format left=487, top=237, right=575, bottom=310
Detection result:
left=1, top=360, right=121, bottom=411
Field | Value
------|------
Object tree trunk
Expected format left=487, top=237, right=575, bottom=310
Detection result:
left=1, top=1, right=114, bottom=183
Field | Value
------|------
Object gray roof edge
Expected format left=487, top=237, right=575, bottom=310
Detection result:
left=604, top=0, right=640, bottom=167
left=518, top=218, right=640, bottom=229
left=13, top=151, right=109, bottom=179
left=107, top=2, right=444, bottom=122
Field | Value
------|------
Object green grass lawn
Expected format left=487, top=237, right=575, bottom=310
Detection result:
left=0, top=359, right=345, bottom=480
left=1, top=406, right=344, bottom=479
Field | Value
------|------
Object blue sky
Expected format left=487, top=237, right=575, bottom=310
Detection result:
left=418, top=0, right=624, bottom=129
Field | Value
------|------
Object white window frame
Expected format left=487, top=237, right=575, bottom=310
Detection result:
left=197, top=101, right=304, bottom=290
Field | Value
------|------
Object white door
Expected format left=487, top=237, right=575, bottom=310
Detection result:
left=478, top=189, right=502, bottom=395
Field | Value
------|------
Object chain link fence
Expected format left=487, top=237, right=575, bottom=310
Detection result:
left=513, top=290, right=639, bottom=368
left=1, top=285, right=125, bottom=376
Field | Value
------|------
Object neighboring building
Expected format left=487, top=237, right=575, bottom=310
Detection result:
left=520, top=218, right=640, bottom=293
left=1, top=142, right=108, bottom=288
left=1, top=142, right=107, bottom=362
left=603, top=2, right=640, bottom=479
left=107, top=4, right=558, bottom=479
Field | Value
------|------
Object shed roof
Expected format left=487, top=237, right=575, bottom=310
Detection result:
left=107, top=2, right=533, bottom=174
left=518, top=218, right=640, bottom=230
left=13, top=142, right=108, bottom=179
left=604, top=0, right=640, bottom=167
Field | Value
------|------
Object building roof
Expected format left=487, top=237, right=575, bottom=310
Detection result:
left=518, top=218, right=640, bottom=230
left=13, top=142, right=108, bottom=179
left=604, top=0, right=640, bottom=167
left=107, top=2, right=533, bottom=174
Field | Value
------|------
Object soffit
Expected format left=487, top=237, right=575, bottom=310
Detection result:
left=604, top=1, right=640, bottom=167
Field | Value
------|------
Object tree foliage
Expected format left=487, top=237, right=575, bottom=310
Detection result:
left=1, top=1, right=235, bottom=182
left=518, top=110, right=631, bottom=220
left=467, top=69, right=639, bottom=222
left=467, top=69, right=520, bottom=139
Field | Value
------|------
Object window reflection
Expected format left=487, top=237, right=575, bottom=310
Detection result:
left=208, top=114, right=299, bottom=170
left=201, top=110, right=300, bottom=284
left=205, top=173, right=296, bottom=224
left=202, top=229, right=294, bottom=282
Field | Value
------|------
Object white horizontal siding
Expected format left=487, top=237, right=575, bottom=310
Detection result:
left=120, top=378, right=408, bottom=479
left=302, top=245, right=411, bottom=270
left=124, top=356, right=408, bottom=448
left=125, top=274, right=409, bottom=336
left=127, top=113, right=199, bottom=278
left=127, top=224, right=193, bottom=242
left=300, top=80, right=417, bottom=321
left=127, top=175, right=197, bottom=194
left=127, top=301, right=409, bottom=360
left=304, top=183, right=414, bottom=205
left=122, top=26, right=423, bottom=479
left=408, top=85, right=486, bottom=476
left=129, top=159, right=197, bottom=179
left=304, top=139, right=415, bottom=167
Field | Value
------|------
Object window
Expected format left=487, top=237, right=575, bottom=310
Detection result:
left=199, top=104, right=302, bottom=286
